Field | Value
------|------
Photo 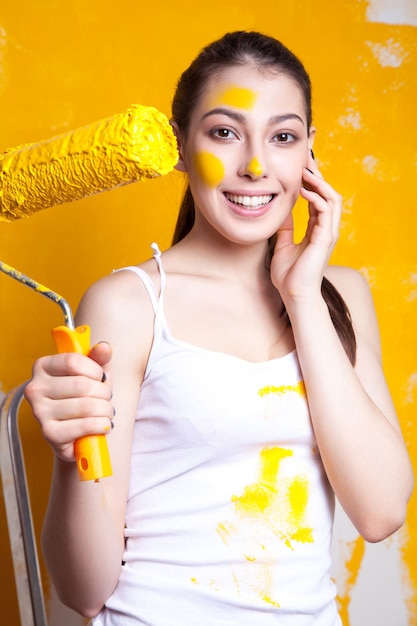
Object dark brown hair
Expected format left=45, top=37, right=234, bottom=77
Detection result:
left=171, top=31, right=356, bottom=365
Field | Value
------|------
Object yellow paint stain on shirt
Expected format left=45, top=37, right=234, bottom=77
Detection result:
left=211, top=85, right=257, bottom=110
left=217, top=522, right=234, bottom=545
left=258, top=381, right=306, bottom=398
left=290, top=527, right=314, bottom=544
left=336, top=535, right=365, bottom=624
left=215, top=446, right=314, bottom=609
left=247, top=156, right=263, bottom=177
left=288, top=475, right=309, bottom=522
left=261, top=594, right=281, bottom=608
left=287, top=476, right=314, bottom=544
left=231, top=447, right=293, bottom=514
left=194, top=151, right=225, bottom=187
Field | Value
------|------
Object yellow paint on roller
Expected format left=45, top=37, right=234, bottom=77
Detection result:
left=211, top=85, right=257, bottom=110
left=194, top=151, right=225, bottom=187
left=0, top=104, right=178, bottom=221
left=247, top=156, right=263, bottom=177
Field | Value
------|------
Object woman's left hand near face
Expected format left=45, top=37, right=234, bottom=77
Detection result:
left=270, top=153, right=343, bottom=305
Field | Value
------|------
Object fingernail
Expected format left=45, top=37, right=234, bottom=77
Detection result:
left=302, top=169, right=314, bottom=191
left=101, top=372, right=107, bottom=383
left=310, top=149, right=315, bottom=160
left=110, top=419, right=115, bottom=430
left=113, top=406, right=116, bottom=418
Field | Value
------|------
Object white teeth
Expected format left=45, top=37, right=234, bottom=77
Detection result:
left=225, top=193, right=273, bottom=208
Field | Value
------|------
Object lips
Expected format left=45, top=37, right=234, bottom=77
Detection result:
left=224, top=192, right=274, bottom=209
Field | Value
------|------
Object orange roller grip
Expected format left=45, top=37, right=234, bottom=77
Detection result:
left=52, top=325, right=112, bottom=482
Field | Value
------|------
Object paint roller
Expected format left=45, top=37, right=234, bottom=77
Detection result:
left=0, top=103, right=178, bottom=221
left=0, top=104, right=179, bottom=480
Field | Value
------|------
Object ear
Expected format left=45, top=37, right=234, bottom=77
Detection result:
left=171, top=121, right=187, bottom=173
left=308, top=126, right=316, bottom=152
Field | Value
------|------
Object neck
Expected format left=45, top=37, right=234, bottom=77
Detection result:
left=175, top=226, right=272, bottom=284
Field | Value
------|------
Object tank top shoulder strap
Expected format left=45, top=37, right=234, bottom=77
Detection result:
left=113, top=243, right=166, bottom=315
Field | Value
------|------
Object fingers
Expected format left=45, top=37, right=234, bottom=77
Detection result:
left=275, top=212, right=294, bottom=249
left=300, top=167, right=342, bottom=243
left=88, top=341, right=112, bottom=371
left=24, top=351, right=115, bottom=462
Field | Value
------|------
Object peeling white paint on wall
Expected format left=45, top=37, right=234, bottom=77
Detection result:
left=348, top=531, right=410, bottom=626
left=403, top=270, right=417, bottom=302
left=366, top=39, right=409, bottom=68
left=359, top=266, right=378, bottom=289
left=404, top=373, right=417, bottom=405
left=338, top=108, right=362, bottom=130
left=0, top=26, right=10, bottom=95
left=404, top=372, right=417, bottom=404
left=332, top=502, right=410, bottom=626
left=362, top=155, right=380, bottom=176
left=366, top=0, right=417, bottom=26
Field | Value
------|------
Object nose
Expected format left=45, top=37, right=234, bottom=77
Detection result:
left=241, top=154, right=266, bottom=179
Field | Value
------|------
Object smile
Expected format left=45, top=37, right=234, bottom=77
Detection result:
left=224, top=193, right=274, bottom=208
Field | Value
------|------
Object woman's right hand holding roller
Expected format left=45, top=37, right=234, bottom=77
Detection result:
left=25, top=342, right=114, bottom=464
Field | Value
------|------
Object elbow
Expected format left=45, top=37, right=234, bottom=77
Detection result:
left=52, top=586, right=105, bottom=619
left=353, top=468, right=414, bottom=543
left=355, top=501, right=411, bottom=544
left=360, top=517, right=405, bottom=544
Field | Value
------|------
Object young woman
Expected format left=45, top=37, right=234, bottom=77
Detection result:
left=25, top=31, right=413, bottom=625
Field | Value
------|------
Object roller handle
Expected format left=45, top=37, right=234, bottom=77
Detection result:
left=52, top=325, right=112, bottom=482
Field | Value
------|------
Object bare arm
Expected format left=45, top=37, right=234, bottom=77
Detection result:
left=25, top=270, right=154, bottom=616
left=272, top=161, right=413, bottom=542
left=288, top=266, right=413, bottom=541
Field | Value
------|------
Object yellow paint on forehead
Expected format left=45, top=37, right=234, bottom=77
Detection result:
left=194, top=151, right=225, bottom=187
left=247, top=156, right=263, bottom=177
left=211, top=85, right=257, bottom=110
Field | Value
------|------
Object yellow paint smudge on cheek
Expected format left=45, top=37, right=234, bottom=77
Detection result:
left=194, top=151, right=225, bottom=187
left=212, top=85, right=257, bottom=110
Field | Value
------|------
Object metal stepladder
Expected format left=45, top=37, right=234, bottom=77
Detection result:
left=0, top=382, right=48, bottom=626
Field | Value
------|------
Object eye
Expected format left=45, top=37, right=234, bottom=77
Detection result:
left=211, top=127, right=238, bottom=140
left=273, top=132, right=296, bottom=144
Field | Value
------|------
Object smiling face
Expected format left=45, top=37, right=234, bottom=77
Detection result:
left=176, top=63, right=314, bottom=247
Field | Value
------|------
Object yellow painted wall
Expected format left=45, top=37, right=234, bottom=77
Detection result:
left=0, top=1, right=415, bottom=624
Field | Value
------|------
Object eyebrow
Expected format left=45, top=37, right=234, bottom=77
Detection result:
left=201, top=107, right=305, bottom=126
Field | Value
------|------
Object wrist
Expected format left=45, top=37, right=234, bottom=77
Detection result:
left=282, top=292, right=328, bottom=321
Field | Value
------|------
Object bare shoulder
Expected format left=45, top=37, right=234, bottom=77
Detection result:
left=325, top=265, right=373, bottom=306
left=325, top=264, right=381, bottom=356
left=75, top=264, right=157, bottom=374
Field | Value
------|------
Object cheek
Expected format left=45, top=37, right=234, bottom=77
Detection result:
left=194, top=151, right=225, bottom=187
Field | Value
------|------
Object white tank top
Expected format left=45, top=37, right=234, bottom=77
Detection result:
left=93, top=244, right=341, bottom=626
